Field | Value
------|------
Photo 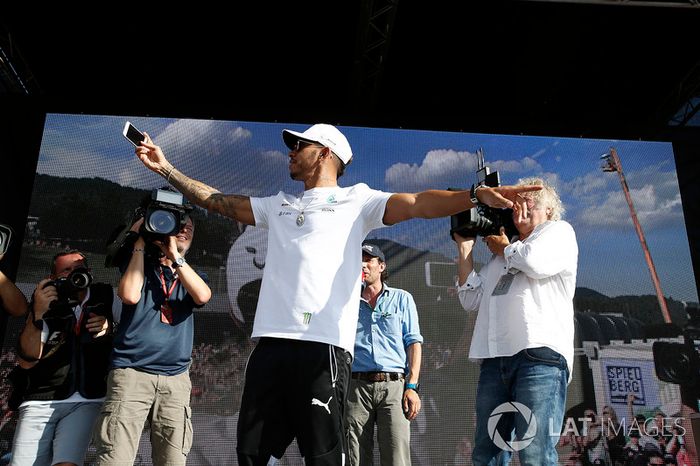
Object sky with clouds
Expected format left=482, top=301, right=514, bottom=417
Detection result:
left=34, top=113, right=698, bottom=302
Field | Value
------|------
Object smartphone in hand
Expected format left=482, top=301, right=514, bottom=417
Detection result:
left=123, top=121, right=145, bottom=146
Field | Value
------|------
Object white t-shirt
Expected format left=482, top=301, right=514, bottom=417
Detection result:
left=250, top=183, right=392, bottom=353
left=458, top=220, right=578, bottom=377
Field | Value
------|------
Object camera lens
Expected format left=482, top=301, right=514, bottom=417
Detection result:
left=69, top=271, right=92, bottom=289
left=148, top=210, right=177, bottom=235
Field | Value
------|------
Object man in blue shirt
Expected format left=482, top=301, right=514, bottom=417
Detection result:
left=93, top=214, right=211, bottom=466
left=346, top=242, right=423, bottom=466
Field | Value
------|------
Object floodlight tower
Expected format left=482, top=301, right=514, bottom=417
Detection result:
left=600, top=148, right=672, bottom=323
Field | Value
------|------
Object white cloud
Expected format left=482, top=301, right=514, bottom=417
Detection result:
left=38, top=118, right=290, bottom=197
left=560, top=170, right=613, bottom=200
left=563, top=159, right=683, bottom=232
left=384, top=149, right=543, bottom=192
left=576, top=183, right=684, bottom=230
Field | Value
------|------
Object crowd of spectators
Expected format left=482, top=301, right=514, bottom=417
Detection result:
left=559, top=401, right=689, bottom=466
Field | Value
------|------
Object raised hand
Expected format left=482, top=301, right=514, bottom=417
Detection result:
left=134, top=132, right=171, bottom=176
left=479, top=185, right=543, bottom=209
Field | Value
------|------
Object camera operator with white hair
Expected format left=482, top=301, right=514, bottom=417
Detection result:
left=454, top=177, right=578, bottom=465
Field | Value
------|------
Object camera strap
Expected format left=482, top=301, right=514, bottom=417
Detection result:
left=159, top=269, right=179, bottom=325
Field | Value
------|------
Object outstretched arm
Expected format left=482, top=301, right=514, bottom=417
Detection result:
left=383, top=185, right=541, bottom=225
left=135, top=133, right=255, bottom=225
left=0, top=267, right=27, bottom=317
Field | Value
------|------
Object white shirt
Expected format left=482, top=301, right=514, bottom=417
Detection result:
left=457, top=220, right=578, bottom=377
left=250, top=184, right=392, bottom=353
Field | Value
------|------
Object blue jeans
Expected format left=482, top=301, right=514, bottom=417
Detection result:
left=10, top=401, right=101, bottom=466
left=472, top=347, right=569, bottom=466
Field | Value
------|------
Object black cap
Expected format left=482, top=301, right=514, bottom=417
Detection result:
left=362, top=243, right=385, bottom=262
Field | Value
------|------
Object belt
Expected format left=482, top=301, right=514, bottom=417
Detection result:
left=352, top=371, right=405, bottom=382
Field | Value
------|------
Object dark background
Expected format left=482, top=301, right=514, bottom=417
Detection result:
left=1, top=0, right=699, bottom=293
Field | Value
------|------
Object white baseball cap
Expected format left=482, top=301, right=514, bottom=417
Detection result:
left=282, top=124, right=353, bottom=165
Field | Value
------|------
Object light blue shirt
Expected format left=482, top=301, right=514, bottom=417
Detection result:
left=352, top=284, right=423, bottom=373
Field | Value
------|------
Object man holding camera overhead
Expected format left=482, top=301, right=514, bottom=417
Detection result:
left=10, top=250, right=113, bottom=466
left=93, top=200, right=211, bottom=466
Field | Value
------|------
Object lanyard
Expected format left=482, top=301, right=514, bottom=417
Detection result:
left=74, top=304, right=84, bottom=335
left=73, top=289, right=91, bottom=335
left=159, top=268, right=179, bottom=300
left=159, top=268, right=179, bottom=324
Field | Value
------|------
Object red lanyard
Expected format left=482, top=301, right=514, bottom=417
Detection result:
left=73, top=290, right=89, bottom=335
left=159, top=269, right=179, bottom=325
left=74, top=305, right=85, bottom=335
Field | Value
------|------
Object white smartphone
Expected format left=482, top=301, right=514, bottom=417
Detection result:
left=123, top=121, right=145, bottom=146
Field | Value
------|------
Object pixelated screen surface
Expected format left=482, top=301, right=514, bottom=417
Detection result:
left=1, top=113, right=696, bottom=464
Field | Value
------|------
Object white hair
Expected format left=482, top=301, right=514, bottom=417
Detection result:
left=516, top=177, right=564, bottom=221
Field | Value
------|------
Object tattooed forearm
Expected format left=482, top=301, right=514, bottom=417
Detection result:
left=208, top=193, right=250, bottom=218
left=164, top=166, right=252, bottom=223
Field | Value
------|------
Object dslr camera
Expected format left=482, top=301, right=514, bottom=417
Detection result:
left=105, top=188, right=192, bottom=268
left=450, top=148, right=517, bottom=239
left=653, top=303, right=700, bottom=396
left=44, top=267, right=93, bottom=307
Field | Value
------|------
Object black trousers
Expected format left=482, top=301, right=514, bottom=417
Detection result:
left=237, top=337, right=352, bottom=466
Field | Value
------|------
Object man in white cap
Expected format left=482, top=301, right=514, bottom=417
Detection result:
left=132, top=123, right=540, bottom=466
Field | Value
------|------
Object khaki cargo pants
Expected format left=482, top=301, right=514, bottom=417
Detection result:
left=93, top=367, right=193, bottom=466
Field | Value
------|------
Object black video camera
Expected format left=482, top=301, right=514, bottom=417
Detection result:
left=105, top=188, right=192, bottom=268
left=0, top=223, right=14, bottom=256
left=44, top=267, right=93, bottom=307
left=140, top=188, right=192, bottom=241
left=653, top=303, right=700, bottom=394
left=449, top=148, right=517, bottom=239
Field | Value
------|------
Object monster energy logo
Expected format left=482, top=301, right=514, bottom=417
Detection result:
left=303, top=312, right=312, bottom=325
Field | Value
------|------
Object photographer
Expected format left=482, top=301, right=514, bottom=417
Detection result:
left=10, top=250, right=113, bottom=466
left=93, top=213, right=211, bottom=466
left=454, top=177, right=578, bottom=465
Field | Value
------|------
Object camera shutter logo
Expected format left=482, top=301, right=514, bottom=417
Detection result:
left=487, top=402, right=537, bottom=452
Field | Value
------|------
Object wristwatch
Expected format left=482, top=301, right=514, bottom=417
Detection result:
left=32, top=318, right=44, bottom=331
left=405, top=382, right=420, bottom=392
left=30, top=307, right=44, bottom=331
left=469, top=184, right=484, bottom=206
left=173, top=257, right=186, bottom=268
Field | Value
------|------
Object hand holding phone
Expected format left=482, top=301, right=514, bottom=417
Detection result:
left=123, top=121, right=145, bottom=146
